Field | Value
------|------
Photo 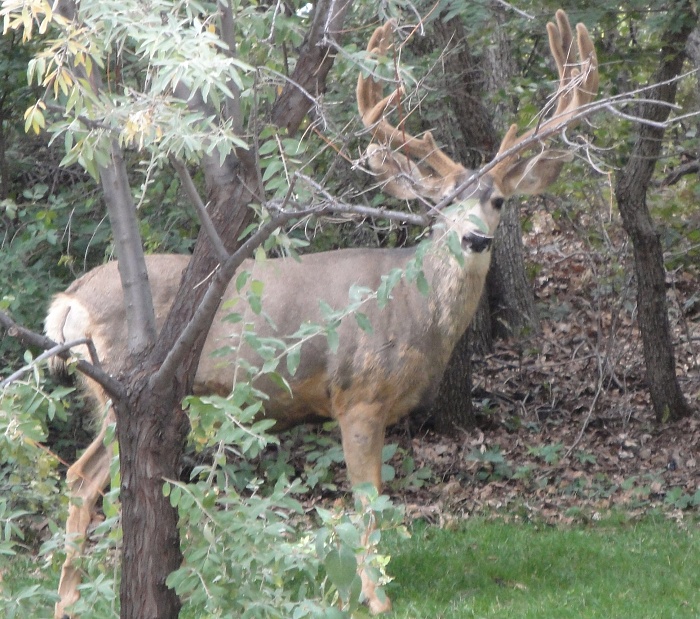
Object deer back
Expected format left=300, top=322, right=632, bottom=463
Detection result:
left=46, top=237, right=488, bottom=428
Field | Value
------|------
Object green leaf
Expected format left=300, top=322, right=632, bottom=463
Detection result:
left=468, top=212, right=489, bottom=234
left=286, top=345, right=301, bottom=376
left=446, top=230, right=465, bottom=267
left=249, top=279, right=264, bottom=296
left=354, top=312, right=373, bottom=334
left=258, top=139, right=279, bottom=156
left=235, top=270, right=250, bottom=292
left=416, top=270, right=430, bottom=296
left=324, top=545, right=358, bottom=599
left=326, top=327, right=339, bottom=353
left=247, top=291, right=262, bottom=314
left=169, top=484, right=182, bottom=508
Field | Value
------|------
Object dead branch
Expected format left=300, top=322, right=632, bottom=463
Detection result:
left=0, top=310, right=126, bottom=401
left=661, top=159, right=700, bottom=186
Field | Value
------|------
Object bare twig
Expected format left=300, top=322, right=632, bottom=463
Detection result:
left=0, top=310, right=126, bottom=401
left=0, top=338, right=97, bottom=388
left=293, top=173, right=430, bottom=226
left=434, top=79, right=700, bottom=213
left=491, top=0, right=535, bottom=20
left=169, top=155, right=230, bottom=263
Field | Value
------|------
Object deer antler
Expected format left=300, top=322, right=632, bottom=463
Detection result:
left=356, top=21, right=468, bottom=202
left=489, top=9, right=598, bottom=195
left=357, top=10, right=598, bottom=201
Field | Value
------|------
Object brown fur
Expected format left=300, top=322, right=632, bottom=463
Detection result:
left=46, top=207, right=494, bottom=618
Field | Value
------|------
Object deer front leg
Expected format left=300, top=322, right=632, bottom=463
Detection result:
left=336, top=400, right=392, bottom=615
left=55, top=422, right=114, bottom=619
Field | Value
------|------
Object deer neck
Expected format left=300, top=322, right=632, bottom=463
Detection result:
left=422, top=233, right=492, bottom=349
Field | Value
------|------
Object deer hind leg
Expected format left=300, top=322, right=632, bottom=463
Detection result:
left=335, top=399, right=392, bottom=615
left=55, top=409, right=114, bottom=619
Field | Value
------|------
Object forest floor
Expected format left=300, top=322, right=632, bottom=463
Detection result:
left=379, top=203, right=700, bottom=524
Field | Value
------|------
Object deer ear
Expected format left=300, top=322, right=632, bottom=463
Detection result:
left=499, top=149, right=573, bottom=196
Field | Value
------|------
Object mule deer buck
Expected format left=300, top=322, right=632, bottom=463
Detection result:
left=46, top=10, right=597, bottom=617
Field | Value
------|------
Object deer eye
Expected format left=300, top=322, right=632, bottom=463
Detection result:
left=492, top=197, right=505, bottom=210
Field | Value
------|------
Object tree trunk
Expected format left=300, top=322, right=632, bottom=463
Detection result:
left=487, top=200, right=538, bottom=341
left=431, top=331, right=474, bottom=433
left=420, top=14, right=497, bottom=430
left=429, top=16, right=499, bottom=169
left=116, top=386, right=189, bottom=619
left=116, top=3, right=353, bottom=617
left=426, top=8, right=537, bottom=431
left=0, top=105, right=8, bottom=200
left=116, top=154, right=261, bottom=619
left=614, top=4, right=696, bottom=423
left=476, top=6, right=539, bottom=347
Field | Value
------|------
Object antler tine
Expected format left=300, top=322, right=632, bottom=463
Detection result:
left=547, top=10, right=599, bottom=121
left=357, top=21, right=466, bottom=200
left=357, top=21, right=398, bottom=130
left=490, top=9, right=598, bottom=183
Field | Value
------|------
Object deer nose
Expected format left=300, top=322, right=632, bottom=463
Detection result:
left=462, top=231, right=493, bottom=253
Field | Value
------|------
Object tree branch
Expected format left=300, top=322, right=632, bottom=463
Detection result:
left=432, top=81, right=700, bottom=213
left=293, top=173, right=430, bottom=226
left=0, top=310, right=126, bottom=401
left=217, top=0, right=245, bottom=132
left=100, top=141, right=157, bottom=355
left=169, top=155, right=230, bottom=262
left=270, top=0, right=353, bottom=134
left=0, top=338, right=99, bottom=388
left=151, top=209, right=303, bottom=392
left=150, top=0, right=355, bottom=398
left=661, top=159, right=699, bottom=186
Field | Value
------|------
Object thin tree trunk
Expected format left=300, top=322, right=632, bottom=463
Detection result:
left=430, top=16, right=499, bottom=169
left=488, top=200, right=538, bottom=341
left=431, top=331, right=474, bottom=433
left=422, top=14, right=497, bottom=431
left=477, top=6, right=539, bottom=346
left=614, top=4, right=696, bottom=423
left=0, top=107, right=8, bottom=200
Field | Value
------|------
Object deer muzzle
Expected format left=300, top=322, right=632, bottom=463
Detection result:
left=462, top=231, right=493, bottom=253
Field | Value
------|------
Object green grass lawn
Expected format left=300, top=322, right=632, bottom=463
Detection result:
left=2, top=514, right=698, bottom=618
left=384, top=515, right=699, bottom=619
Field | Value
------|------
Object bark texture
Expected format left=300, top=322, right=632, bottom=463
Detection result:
left=430, top=16, right=499, bottom=169
left=431, top=330, right=474, bottom=433
left=487, top=201, right=538, bottom=341
left=116, top=387, right=189, bottom=619
left=614, top=5, right=696, bottom=423
left=420, top=15, right=497, bottom=431
left=476, top=7, right=539, bottom=347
